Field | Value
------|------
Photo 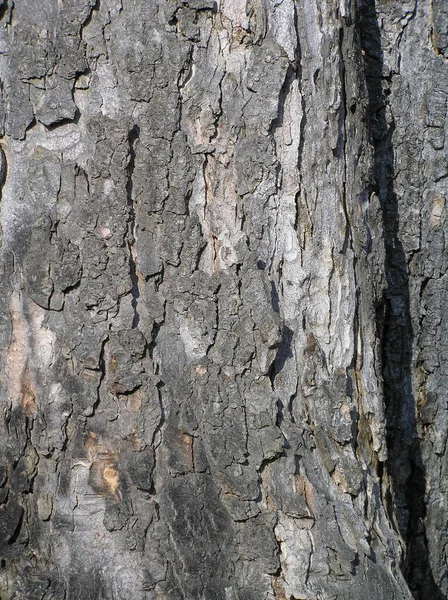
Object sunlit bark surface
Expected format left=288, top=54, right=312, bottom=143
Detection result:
left=0, top=1, right=447, bottom=598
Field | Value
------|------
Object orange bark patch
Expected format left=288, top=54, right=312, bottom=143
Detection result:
left=261, top=464, right=276, bottom=511
left=272, top=577, right=287, bottom=600
left=5, top=292, right=40, bottom=416
left=81, top=368, right=102, bottom=385
left=108, top=354, right=117, bottom=374
left=173, top=430, right=194, bottom=472
left=84, top=432, right=121, bottom=500
left=126, top=388, right=143, bottom=412
left=84, top=431, right=99, bottom=461
left=21, top=376, right=37, bottom=416
left=430, top=196, right=445, bottom=227
left=89, top=458, right=121, bottom=500
left=103, top=464, right=120, bottom=497
left=123, top=429, right=142, bottom=451
left=5, top=291, right=29, bottom=408
left=294, top=474, right=315, bottom=516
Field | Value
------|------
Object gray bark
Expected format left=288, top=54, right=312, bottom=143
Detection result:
left=0, top=0, right=446, bottom=599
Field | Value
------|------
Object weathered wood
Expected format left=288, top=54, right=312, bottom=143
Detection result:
left=0, top=1, right=446, bottom=598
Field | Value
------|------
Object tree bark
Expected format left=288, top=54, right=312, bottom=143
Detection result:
left=0, top=1, right=446, bottom=599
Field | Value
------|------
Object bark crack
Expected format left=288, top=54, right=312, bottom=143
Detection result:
left=127, top=124, right=140, bottom=329
left=359, top=2, right=442, bottom=597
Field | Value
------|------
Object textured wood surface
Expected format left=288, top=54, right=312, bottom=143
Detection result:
left=0, top=1, right=446, bottom=598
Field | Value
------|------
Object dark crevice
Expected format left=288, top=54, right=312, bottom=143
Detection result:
left=91, top=337, right=108, bottom=418
left=269, top=1, right=301, bottom=149
left=7, top=506, right=24, bottom=545
left=148, top=321, right=162, bottom=363
left=81, top=0, right=101, bottom=31
left=0, top=0, right=8, bottom=22
left=24, top=116, right=37, bottom=138
left=294, top=2, right=306, bottom=166
left=268, top=326, right=294, bottom=387
left=127, top=125, right=140, bottom=329
left=270, top=62, right=297, bottom=137
left=129, top=257, right=140, bottom=328
left=0, top=144, right=7, bottom=189
left=0, top=0, right=13, bottom=25
left=293, top=3, right=308, bottom=241
left=270, top=280, right=280, bottom=313
left=358, top=1, right=442, bottom=598
left=275, top=399, right=284, bottom=427
left=44, top=109, right=80, bottom=131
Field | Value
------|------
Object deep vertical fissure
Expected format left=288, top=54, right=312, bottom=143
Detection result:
left=127, top=125, right=140, bottom=329
left=358, top=1, right=442, bottom=597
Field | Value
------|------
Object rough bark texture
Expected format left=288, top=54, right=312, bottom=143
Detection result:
left=0, top=0, right=446, bottom=599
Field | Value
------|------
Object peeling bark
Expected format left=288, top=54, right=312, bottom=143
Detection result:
left=0, top=1, right=447, bottom=599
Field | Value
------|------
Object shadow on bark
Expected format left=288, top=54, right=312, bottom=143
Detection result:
left=357, top=1, right=443, bottom=598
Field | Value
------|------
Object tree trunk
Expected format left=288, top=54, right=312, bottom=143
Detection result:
left=0, top=0, right=446, bottom=598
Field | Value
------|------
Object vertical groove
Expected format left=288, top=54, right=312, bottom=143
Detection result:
left=357, top=1, right=442, bottom=597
